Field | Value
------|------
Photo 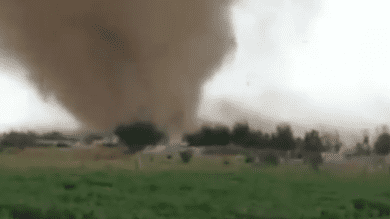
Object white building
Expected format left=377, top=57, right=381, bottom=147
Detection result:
left=143, top=145, right=167, bottom=154
left=101, top=135, right=120, bottom=144
left=321, top=152, right=345, bottom=164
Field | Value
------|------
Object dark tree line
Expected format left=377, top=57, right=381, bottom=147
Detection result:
left=183, top=122, right=297, bottom=153
left=372, top=125, right=390, bottom=155
left=5, top=121, right=390, bottom=161
left=346, top=125, right=390, bottom=157
left=0, top=131, right=35, bottom=150
left=183, top=125, right=231, bottom=146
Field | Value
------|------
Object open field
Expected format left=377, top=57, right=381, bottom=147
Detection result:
left=0, top=147, right=390, bottom=218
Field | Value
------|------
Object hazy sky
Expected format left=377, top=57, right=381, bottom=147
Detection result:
left=200, top=0, right=390, bottom=140
left=1, top=0, right=390, bottom=145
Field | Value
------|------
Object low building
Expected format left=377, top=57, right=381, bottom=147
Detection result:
left=35, top=139, right=76, bottom=147
left=143, top=145, right=167, bottom=154
left=101, top=135, right=120, bottom=144
left=321, top=152, right=345, bottom=163
left=341, top=147, right=356, bottom=159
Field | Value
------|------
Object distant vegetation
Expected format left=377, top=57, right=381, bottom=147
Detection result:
left=179, top=150, right=193, bottom=163
left=374, top=132, right=390, bottom=155
left=182, top=122, right=390, bottom=169
left=0, top=131, right=35, bottom=150
left=2, top=121, right=390, bottom=171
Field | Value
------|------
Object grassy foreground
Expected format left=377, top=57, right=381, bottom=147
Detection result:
left=0, top=148, right=389, bottom=218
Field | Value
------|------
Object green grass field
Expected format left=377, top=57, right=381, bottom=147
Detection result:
left=0, top=147, right=389, bottom=219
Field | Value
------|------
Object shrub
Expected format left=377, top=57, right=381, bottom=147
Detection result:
left=179, top=150, right=193, bottom=164
left=374, top=133, right=390, bottom=155
left=103, top=143, right=117, bottom=148
left=231, top=122, right=250, bottom=146
left=223, top=160, right=230, bottom=165
left=245, top=156, right=254, bottom=163
left=56, top=143, right=69, bottom=148
left=263, top=153, right=279, bottom=167
left=167, top=155, right=172, bottom=160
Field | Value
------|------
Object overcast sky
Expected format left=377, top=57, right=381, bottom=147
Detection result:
left=200, top=0, right=390, bottom=143
left=1, top=0, right=390, bottom=146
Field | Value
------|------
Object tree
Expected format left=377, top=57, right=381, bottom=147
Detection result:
left=183, top=124, right=231, bottom=146
left=270, top=124, right=295, bottom=162
left=0, top=131, right=35, bottom=150
left=263, top=133, right=272, bottom=148
left=273, top=124, right=295, bottom=151
left=27, top=131, right=39, bottom=141
left=211, top=125, right=231, bottom=146
left=319, top=130, right=343, bottom=153
left=354, top=142, right=367, bottom=156
left=231, top=122, right=250, bottom=146
left=350, top=129, right=371, bottom=156
left=84, top=134, right=104, bottom=145
left=308, top=153, right=323, bottom=172
left=363, top=132, right=369, bottom=146
left=374, top=124, right=389, bottom=145
left=114, top=121, right=167, bottom=170
left=23, top=131, right=40, bottom=147
left=198, top=126, right=213, bottom=146
left=230, top=122, right=272, bottom=149
left=114, top=121, right=166, bottom=153
left=333, top=130, right=343, bottom=153
left=303, top=130, right=324, bottom=170
left=246, top=130, right=265, bottom=149
left=304, top=130, right=325, bottom=153
left=374, top=132, right=390, bottom=155
left=183, top=131, right=201, bottom=146
left=293, top=137, right=305, bottom=159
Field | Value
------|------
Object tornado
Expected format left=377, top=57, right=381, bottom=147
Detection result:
left=0, top=0, right=237, bottom=141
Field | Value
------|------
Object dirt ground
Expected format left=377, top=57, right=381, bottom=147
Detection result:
left=11, top=145, right=132, bottom=162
